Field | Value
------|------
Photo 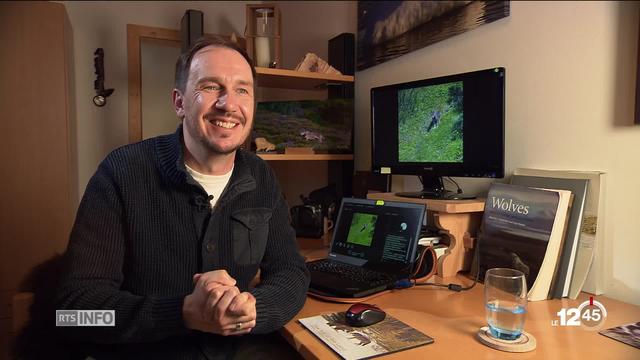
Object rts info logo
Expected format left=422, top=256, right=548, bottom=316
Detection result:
left=552, top=297, right=607, bottom=329
left=56, top=310, right=115, bottom=327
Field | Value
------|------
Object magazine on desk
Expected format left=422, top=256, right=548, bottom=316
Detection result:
left=599, top=321, right=640, bottom=349
left=299, top=312, right=433, bottom=360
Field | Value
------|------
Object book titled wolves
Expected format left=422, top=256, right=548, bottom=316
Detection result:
left=299, top=312, right=433, bottom=360
left=478, top=183, right=572, bottom=301
left=513, top=168, right=606, bottom=298
left=511, top=175, right=588, bottom=299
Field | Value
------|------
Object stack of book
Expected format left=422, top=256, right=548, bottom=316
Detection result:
left=476, top=169, right=605, bottom=301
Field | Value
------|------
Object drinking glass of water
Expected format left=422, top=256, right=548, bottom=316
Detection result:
left=484, top=268, right=527, bottom=340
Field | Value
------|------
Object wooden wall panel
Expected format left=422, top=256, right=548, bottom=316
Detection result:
left=0, top=1, right=76, bottom=291
left=0, top=3, right=77, bottom=353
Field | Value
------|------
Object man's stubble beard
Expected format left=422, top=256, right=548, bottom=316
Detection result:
left=204, top=126, right=252, bottom=155
left=189, top=118, right=253, bottom=156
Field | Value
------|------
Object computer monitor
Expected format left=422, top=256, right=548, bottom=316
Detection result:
left=371, top=67, right=505, bottom=199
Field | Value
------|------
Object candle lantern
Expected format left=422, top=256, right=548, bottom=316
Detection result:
left=245, top=4, right=281, bottom=68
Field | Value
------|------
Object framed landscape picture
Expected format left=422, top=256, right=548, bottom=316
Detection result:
left=357, top=1, right=510, bottom=71
left=253, top=99, right=353, bottom=154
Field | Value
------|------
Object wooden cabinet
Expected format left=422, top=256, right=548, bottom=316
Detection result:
left=0, top=2, right=77, bottom=358
left=255, top=67, right=353, bottom=90
left=252, top=67, right=355, bottom=204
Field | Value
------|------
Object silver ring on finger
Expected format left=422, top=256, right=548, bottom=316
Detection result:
left=235, top=322, right=242, bottom=331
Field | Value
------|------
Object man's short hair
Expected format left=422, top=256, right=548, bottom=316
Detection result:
left=174, top=36, right=256, bottom=93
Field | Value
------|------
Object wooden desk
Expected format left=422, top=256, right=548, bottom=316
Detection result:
left=367, top=193, right=485, bottom=277
left=281, top=277, right=640, bottom=359
left=297, top=237, right=330, bottom=261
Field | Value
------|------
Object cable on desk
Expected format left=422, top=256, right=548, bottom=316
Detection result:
left=412, top=233, right=481, bottom=292
left=445, top=176, right=463, bottom=194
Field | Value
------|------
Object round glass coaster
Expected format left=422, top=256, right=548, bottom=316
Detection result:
left=476, top=326, right=537, bottom=352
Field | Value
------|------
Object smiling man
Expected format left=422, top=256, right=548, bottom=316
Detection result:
left=55, top=36, right=309, bottom=359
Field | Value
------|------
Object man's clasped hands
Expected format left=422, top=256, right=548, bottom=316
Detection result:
left=183, top=270, right=256, bottom=335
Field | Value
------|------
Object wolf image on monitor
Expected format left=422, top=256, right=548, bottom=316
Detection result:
left=371, top=67, right=505, bottom=199
left=347, top=213, right=377, bottom=246
left=398, top=81, right=463, bottom=163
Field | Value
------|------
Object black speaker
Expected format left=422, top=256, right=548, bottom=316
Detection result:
left=181, top=10, right=203, bottom=53
left=328, top=33, right=355, bottom=99
left=327, top=33, right=355, bottom=196
left=352, top=171, right=392, bottom=199
left=328, top=33, right=354, bottom=75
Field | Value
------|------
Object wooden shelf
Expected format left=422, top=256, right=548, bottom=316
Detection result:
left=367, top=192, right=485, bottom=213
left=257, top=153, right=353, bottom=161
left=255, top=67, right=354, bottom=89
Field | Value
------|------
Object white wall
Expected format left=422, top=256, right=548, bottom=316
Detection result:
left=140, top=42, right=182, bottom=140
left=275, top=1, right=358, bottom=69
left=355, top=1, right=640, bottom=305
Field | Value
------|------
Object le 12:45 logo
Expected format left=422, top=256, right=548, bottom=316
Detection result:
left=552, top=297, right=607, bottom=329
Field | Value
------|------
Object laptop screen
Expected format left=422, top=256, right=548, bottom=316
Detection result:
left=328, top=198, right=425, bottom=273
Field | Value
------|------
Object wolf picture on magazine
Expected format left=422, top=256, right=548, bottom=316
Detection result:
left=299, top=312, right=433, bottom=360
left=599, top=322, right=640, bottom=349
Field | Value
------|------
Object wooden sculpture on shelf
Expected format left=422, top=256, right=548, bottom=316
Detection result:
left=294, top=53, right=342, bottom=75
left=254, top=137, right=276, bottom=152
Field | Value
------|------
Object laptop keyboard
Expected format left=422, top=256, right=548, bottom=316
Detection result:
left=307, top=260, right=394, bottom=287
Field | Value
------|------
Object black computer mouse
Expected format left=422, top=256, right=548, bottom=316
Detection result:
left=345, top=303, right=386, bottom=327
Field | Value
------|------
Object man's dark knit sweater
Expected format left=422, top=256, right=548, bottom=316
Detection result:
left=55, top=126, right=310, bottom=359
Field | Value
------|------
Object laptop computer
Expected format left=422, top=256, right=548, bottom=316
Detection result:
left=307, top=198, right=425, bottom=298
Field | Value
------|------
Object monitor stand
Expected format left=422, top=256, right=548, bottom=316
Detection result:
left=395, top=175, right=476, bottom=200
